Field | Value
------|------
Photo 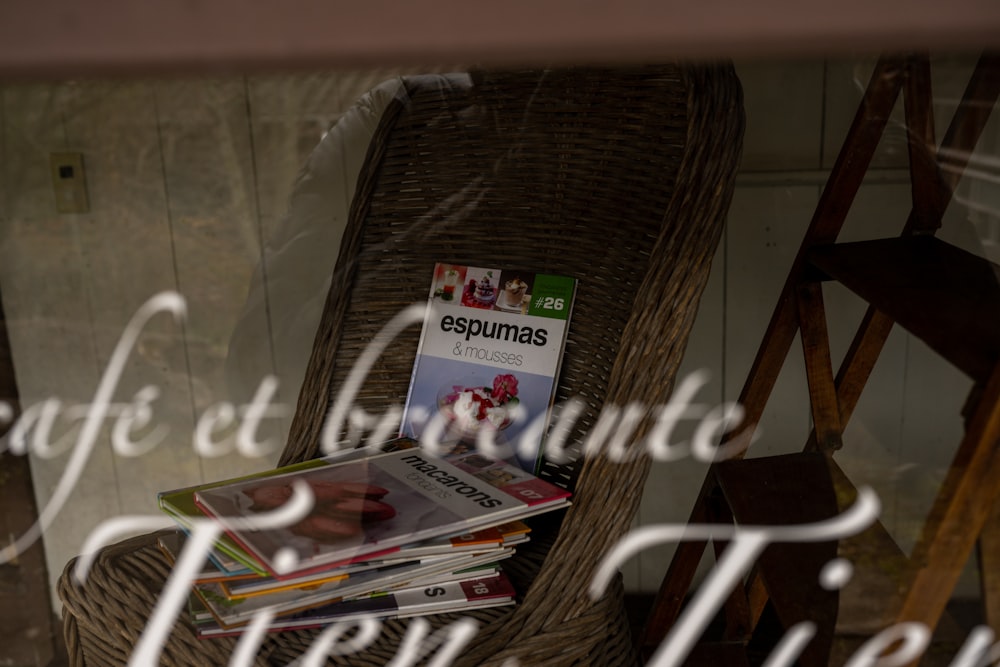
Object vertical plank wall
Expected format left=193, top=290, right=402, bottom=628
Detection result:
left=0, top=56, right=996, bottom=621
left=0, top=67, right=432, bottom=613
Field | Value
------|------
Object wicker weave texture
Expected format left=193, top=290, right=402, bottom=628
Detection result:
left=58, top=63, right=743, bottom=666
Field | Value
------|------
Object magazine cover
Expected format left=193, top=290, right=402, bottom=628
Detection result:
left=158, top=442, right=418, bottom=577
left=401, top=263, right=577, bottom=473
left=158, top=457, right=332, bottom=576
left=193, top=570, right=516, bottom=637
left=193, top=446, right=570, bottom=576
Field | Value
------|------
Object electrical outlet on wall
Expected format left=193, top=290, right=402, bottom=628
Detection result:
left=50, top=152, right=90, bottom=214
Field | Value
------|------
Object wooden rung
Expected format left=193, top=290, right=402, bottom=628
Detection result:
left=977, top=497, right=1000, bottom=628
left=826, top=458, right=966, bottom=641
left=705, top=492, right=754, bottom=643
left=715, top=454, right=968, bottom=645
left=808, top=235, right=1000, bottom=384
left=901, top=53, right=947, bottom=233
left=715, top=453, right=839, bottom=667
left=797, top=281, right=844, bottom=452
left=825, top=457, right=912, bottom=635
left=895, top=361, right=1000, bottom=633
left=684, top=642, right=752, bottom=666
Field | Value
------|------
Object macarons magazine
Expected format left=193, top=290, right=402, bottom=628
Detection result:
left=189, top=437, right=571, bottom=579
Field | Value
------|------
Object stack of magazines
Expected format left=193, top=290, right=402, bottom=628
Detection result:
left=157, top=437, right=572, bottom=637
left=157, top=261, right=577, bottom=636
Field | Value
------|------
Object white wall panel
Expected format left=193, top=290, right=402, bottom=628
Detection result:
left=1, top=83, right=118, bottom=610
left=736, top=59, right=826, bottom=172
left=724, top=185, right=817, bottom=459
left=153, top=77, right=280, bottom=483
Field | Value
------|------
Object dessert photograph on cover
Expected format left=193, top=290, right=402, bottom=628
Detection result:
left=405, top=362, right=548, bottom=461
left=403, top=262, right=577, bottom=473
left=197, top=457, right=473, bottom=565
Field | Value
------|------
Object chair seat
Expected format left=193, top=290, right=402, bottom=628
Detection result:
left=59, top=529, right=633, bottom=666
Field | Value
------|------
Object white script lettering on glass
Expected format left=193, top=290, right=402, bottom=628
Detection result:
left=0, top=292, right=289, bottom=566
left=6, top=292, right=998, bottom=666
left=68, top=484, right=478, bottom=667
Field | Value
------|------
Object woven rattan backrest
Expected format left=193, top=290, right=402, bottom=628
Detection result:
left=282, top=65, right=740, bottom=484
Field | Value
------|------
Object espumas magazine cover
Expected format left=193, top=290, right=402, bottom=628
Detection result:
left=401, top=263, right=577, bottom=473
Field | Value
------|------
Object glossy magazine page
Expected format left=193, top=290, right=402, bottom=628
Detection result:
left=401, top=263, right=576, bottom=473
left=193, top=446, right=569, bottom=576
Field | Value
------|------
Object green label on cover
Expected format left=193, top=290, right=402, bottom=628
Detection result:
left=527, top=274, right=575, bottom=320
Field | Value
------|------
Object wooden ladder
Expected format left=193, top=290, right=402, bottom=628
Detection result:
left=639, top=52, right=1000, bottom=665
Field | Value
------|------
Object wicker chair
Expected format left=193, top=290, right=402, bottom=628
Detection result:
left=58, top=63, right=743, bottom=666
